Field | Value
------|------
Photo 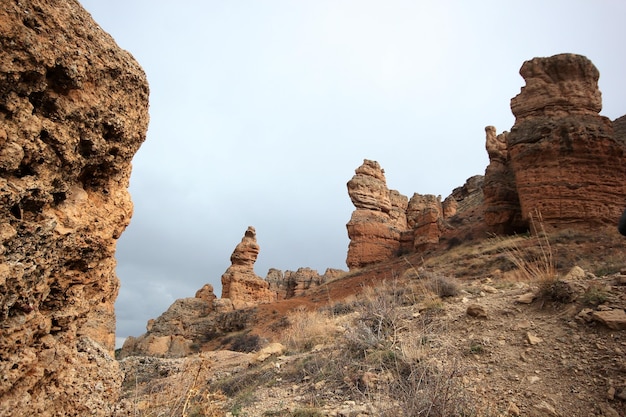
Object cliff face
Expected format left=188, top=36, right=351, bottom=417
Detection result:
left=345, top=160, right=483, bottom=269
left=0, top=1, right=149, bottom=415
left=507, top=54, right=625, bottom=227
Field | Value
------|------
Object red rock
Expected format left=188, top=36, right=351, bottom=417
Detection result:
left=508, top=54, right=626, bottom=228
left=346, top=160, right=409, bottom=268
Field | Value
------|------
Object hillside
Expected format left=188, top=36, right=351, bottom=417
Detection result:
left=114, top=225, right=626, bottom=416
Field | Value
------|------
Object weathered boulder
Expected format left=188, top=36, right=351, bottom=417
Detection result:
left=221, top=226, right=276, bottom=309
left=346, top=160, right=409, bottom=268
left=508, top=53, right=626, bottom=227
left=0, top=0, right=149, bottom=415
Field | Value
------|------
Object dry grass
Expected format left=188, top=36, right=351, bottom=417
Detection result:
left=281, top=307, right=339, bottom=351
left=117, top=357, right=226, bottom=417
left=496, top=210, right=557, bottom=284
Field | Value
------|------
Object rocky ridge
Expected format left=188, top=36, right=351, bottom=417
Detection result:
left=119, top=227, right=343, bottom=358
left=0, top=0, right=149, bottom=415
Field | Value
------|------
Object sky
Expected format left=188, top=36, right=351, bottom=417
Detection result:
left=77, top=1, right=626, bottom=348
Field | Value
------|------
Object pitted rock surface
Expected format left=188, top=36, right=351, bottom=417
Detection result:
left=0, top=0, right=149, bottom=415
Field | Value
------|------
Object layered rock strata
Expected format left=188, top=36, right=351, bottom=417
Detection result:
left=221, top=226, right=277, bottom=309
left=345, top=160, right=482, bottom=268
left=0, top=1, right=149, bottom=415
left=507, top=53, right=626, bottom=227
left=346, top=160, right=409, bottom=268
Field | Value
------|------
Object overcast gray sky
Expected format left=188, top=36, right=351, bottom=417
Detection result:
left=78, top=1, right=626, bottom=348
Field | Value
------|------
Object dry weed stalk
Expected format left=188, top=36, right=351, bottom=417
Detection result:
left=122, top=357, right=225, bottom=417
left=500, top=209, right=557, bottom=284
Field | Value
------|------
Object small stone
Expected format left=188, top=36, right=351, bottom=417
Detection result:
left=526, top=332, right=542, bottom=345
left=533, top=400, right=559, bottom=416
left=482, top=284, right=499, bottom=294
left=516, top=292, right=536, bottom=304
left=467, top=304, right=488, bottom=318
left=564, top=265, right=585, bottom=280
left=507, top=402, right=521, bottom=416
left=607, top=386, right=616, bottom=400
left=599, top=404, right=620, bottom=417
left=592, top=309, right=626, bottom=330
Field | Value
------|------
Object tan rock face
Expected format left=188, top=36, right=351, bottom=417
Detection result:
left=221, top=226, right=277, bottom=309
left=507, top=54, right=626, bottom=227
left=0, top=1, right=149, bottom=415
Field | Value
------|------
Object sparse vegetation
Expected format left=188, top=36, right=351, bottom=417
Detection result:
left=281, top=307, right=339, bottom=351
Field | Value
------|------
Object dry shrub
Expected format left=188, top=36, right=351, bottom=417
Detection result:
left=424, top=274, right=460, bottom=298
left=117, top=356, right=226, bottom=417
left=281, top=307, right=338, bottom=351
left=497, top=210, right=559, bottom=292
left=340, top=290, right=479, bottom=417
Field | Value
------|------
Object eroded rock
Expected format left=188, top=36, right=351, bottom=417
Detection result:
left=508, top=53, right=626, bottom=228
left=221, top=226, right=276, bottom=309
left=0, top=0, right=149, bottom=414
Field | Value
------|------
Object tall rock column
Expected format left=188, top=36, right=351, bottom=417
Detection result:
left=507, top=53, right=626, bottom=227
left=221, top=226, right=277, bottom=309
left=0, top=1, right=149, bottom=415
left=346, top=160, right=409, bottom=269
left=483, top=126, right=525, bottom=233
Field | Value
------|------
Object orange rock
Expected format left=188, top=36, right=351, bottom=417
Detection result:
left=0, top=0, right=149, bottom=414
left=221, top=227, right=276, bottom=309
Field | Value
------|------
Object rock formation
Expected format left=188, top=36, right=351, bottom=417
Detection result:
left=407, top=193, right=444, bottom=251
left=0, top=1, right=149, bottom=415
left=221, top=226, right=277, bottom=309
left=267, top=267, right=344, bottom=299
left=506, top=53, right=626, bottom=228
left=345, top=160, right=485, bottom=268
left=482, top=126, right=525, bottom=234
left=119, top=289, right=216, bottom=358
left=346, top=160, right=409, bottom=268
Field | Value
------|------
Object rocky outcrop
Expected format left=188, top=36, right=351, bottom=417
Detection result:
left=346, top=160, right=409, bottom=268
left=507, top=53, right=626, bottom=227
left=407, top=193, right=444, bottom=251
left=221, top=226, right=277, bottom=309
left=267, top=267, right=345, bottom=299
left=0, top=1, right=149, bottom=415
left=346, top=160, right=485, bottom=268
left=483, top=126, right=524, bottom=234
left=119, top=292, right=216, bottom=359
